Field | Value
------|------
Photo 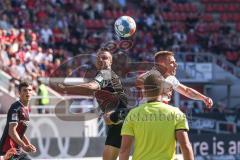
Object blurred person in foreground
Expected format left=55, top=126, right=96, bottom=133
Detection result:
left=0, top=148, right=17, bottom=160
left=120, top=74, right=194, bottom=160
left=56, top=48, right=128, bottom=160
left=0, top=81, right=37, bottom=160
left=136, top=51, right=213, bottom=108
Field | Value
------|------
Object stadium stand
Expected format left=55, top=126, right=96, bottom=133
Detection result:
left=0, top=1, right=240, bottom=159
left=0, top=0, right=240, bottom=112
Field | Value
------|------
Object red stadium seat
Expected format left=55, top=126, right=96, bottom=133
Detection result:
left=217, top=5, right=225, bottom=12
left=104, top=10, right=112, bottom=19
left=201, top=0, right=208, bottom=3
left=126, top=9, right=135, bottom=17
left=236, top=23, right=240, bottom=32
left=201, top=14, right=213, bottom=22
left=190, top=4, right=197, bottom=13
left=179, top=4, right=185, bottom=12
left=179, top=13, right=187, bottom=21
left=227, top=5, right=238, bottom=12
left=171, top=3, right=178, bottom=12
left=209, top=23, right=220, bottom=32
left=205, top=5, right=214, bottom=12
left=169, top=13, right=175, bottom=21
left=220, top=14, right=229, bottom=22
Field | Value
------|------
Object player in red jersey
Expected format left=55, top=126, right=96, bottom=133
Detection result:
left=0, top=81, right=36, bottom=160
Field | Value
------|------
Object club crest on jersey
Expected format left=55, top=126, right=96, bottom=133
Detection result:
left=23, top=121, right=30, bottom=126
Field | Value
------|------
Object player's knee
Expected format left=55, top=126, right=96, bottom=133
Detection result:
left=103, top=145, right=119, bottom=160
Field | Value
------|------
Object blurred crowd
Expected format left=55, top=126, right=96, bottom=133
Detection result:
left=1, top=0, right=240, bottom=80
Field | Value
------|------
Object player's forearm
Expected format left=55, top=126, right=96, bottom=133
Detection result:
left=184, top=87, right=206, bottom=101
left=22, top=135, right=31, bottom=145
left=119, top=148, right=131, bottom=160
left=135, top=78, right=144, bottom=89
left=180, top=142, right=194, bottom=160
left=60, top=84, right=97, bottom=96
left=9, top=129, right=26, bottom=147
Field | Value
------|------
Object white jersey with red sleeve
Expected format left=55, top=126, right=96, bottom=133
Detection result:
left=137, top=67, right=180, bottom=104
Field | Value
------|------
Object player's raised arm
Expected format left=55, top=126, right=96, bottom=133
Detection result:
left=57, top=81, right=100, bottom=96
left=175, top=83, right=213, bottom=108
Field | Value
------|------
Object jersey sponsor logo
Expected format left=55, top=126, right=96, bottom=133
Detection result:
left=95, top=74, right=104, bottom=82
left=101, top=70, right=112, bottom=80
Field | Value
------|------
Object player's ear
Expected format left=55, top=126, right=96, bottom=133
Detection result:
left=110, top=55, right=113, bottom=64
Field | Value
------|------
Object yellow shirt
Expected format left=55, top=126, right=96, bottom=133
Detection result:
left=121, top=102, right=189, bottom=160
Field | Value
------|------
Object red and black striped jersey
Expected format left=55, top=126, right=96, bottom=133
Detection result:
left=94, top=69, right=128, bottom=107
left=0, top=101, right=30, bottom=155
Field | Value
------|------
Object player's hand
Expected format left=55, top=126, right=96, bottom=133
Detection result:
left=203, top=97, right=213, bottom=108
left=103, top=111, right=114, bottom=125
left=136, top=87, right=143, bottom=101
left=4, top=148, right=17, bottom=160
left=57, top=83, right=65, bottom=89
left=29, top=144, right=37, bottom=153
left=22, top=145, right=36, bottom=153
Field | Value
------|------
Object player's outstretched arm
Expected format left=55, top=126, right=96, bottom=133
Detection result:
left=176, top=130, right=194, bottom=160
left=175, top=84, right=213, bottom=108
left=57, top=81, right=100, bottom=96
left=119, top=135, right=134, bottom=160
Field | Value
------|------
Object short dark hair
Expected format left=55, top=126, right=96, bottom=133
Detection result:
left=18, top=81, right=32, bottom=92
left=154, top=51, right=174, bottom=62
left=144, top=74, right=163, bottom=98
left=97, top=47, right=113, bottom=61
left=98, top=47, right=111, bottom=53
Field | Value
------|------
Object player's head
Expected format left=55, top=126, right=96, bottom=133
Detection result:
left=144, top=74, right=163, bottom=100
left=154, top=51, right=177, bottom=76
left=96, top=47, right=112, bottom=70
left=18, top=81, right=33, bottom=102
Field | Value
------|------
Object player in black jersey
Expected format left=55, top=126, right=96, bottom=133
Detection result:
left=0, top=81, right=36, bottom=160
left=57, top=48, right=128, bottom=160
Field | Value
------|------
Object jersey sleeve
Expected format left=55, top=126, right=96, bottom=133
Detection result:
left=175, top=109, right=189, bottom=131
left=121, top=111, right=135, bottom=136
left=141, top=69, right=163, bottom=80
left=8, top=107, right=19, bottom=123
left=165, top=76, right=180, bottom=90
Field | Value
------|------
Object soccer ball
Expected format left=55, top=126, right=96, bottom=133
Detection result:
left=114, top=16, right=136, bottom=38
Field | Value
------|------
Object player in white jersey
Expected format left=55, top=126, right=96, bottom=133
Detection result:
left=136, top=51, right=213, bottom=108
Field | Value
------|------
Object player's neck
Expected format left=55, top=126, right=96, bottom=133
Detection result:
left=19, top=99, right=29, bottom=107
left=154, top=64, right=168, bottom=77
left=146, top=96, right=162, bottom=103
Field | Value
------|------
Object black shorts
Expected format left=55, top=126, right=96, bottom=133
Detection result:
left=11, top=152, right=31, bottom=160
left=105, top=123, right=123, bottom=148
left=105, top=100, right=128, bottom=148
